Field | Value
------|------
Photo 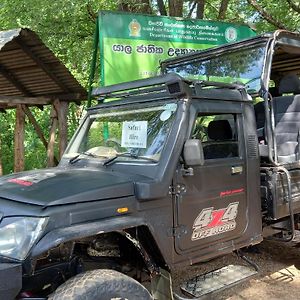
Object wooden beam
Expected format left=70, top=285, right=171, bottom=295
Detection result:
left=14, top=105, right=25, bottom=172
left=0, top=64, right=32, bottom=96
left=22, top=105, right=48, bottom=148
left=0, top=95, right=51, bottom=105
left=47, top=106, right=58, bottom=167
left=0, top=93, right=84, bottom=105
left=15, top=38, right=70, bottom=93
left=46, top=92, right=86, bottom=101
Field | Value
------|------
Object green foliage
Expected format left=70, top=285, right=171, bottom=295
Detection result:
left=0, top=0, right=116, bottom=174
left=0, top=0, right=299, bottom=174
left=0, top=0, right=117, bottom=86
left=0, top=111, right=15, bottom=174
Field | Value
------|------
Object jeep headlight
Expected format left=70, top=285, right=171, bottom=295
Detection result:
left=0, top=217, right=48, bottom=260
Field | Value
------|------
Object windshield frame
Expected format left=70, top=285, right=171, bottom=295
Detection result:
left=61, top=99, right=181, bottom=174
left=161, top=38, right=270, bottom=96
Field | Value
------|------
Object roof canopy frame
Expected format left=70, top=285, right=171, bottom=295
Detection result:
left=0, top=28, right=87, bottom=174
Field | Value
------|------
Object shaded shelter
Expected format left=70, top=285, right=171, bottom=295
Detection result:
left=0, top=28, right=87, bottom=174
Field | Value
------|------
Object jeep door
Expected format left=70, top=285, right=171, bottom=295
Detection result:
left=173, top=101, right=249, bottom=254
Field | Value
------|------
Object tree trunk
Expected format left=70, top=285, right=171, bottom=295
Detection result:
left=218, top=0, right=230, bottom=20
left=157, top=0, right=167, bottom=15
left=168, top=0, right=184, bottom=16
left=196, top=0, right=205, bottom=19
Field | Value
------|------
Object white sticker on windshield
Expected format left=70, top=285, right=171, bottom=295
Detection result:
left=121, top=121, right=147, bottom=148
left=163, top=103, right=177, bottom=111
left=160, top=110, right=172, bottom=121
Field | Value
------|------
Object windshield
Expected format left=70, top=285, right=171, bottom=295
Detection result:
left=65, top=102, right=178, bottom=164
left=165, top=46, right=266, bottom=94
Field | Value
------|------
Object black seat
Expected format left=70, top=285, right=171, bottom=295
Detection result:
left=269, top=86, right=281, bottom=97
left=273, top=74, right=300, bottom=163
left=207, top=119, right=232, bottom=140
left=203, top=120, right=238, bottom=159
left=254, top=86, right=282, bottom=142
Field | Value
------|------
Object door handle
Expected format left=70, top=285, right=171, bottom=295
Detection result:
left=231, top=166, right=243, bottom=175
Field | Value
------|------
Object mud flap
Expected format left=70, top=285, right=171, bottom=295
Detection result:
left=151, top=267, right=174, bottom=300
left=181, top=264, right=257, bottom=298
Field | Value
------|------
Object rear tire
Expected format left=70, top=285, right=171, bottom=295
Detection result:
left=48, top=269, right=152, bottom=300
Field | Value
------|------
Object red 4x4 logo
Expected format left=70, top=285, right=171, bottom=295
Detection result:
left=191, top=202, right=239, bottom=241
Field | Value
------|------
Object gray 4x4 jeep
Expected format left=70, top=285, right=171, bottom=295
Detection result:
left=1, top=30, right=300, bottom=299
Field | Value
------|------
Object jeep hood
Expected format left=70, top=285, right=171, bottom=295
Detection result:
left=0, top=168, right=134, bottom=206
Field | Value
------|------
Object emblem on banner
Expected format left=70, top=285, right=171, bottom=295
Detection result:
left=129, top=19, right=141, bottom=37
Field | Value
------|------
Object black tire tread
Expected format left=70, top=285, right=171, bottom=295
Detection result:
left=48, top=269, right=152, bottom=300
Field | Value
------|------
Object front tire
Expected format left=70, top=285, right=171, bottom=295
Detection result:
left=49, top=269, right=152, bottom=300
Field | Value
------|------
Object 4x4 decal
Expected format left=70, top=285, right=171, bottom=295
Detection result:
left=191, top=202, right=239, bottom=241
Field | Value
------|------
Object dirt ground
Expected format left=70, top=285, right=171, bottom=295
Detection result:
left=172, top=238, right=300, bottom=299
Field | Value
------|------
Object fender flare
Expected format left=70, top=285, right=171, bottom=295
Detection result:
left=31, top=216, right=145, bottom=257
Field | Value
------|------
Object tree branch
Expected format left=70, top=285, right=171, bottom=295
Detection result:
left=286, top=0, right=300, bottom=13
left=205, top=0, right=219, bottom=14
left=168, top=0, right=183, bottom=16
left=86, top=3, right=97, bottom=22
left=247, top=0, right=288, bottom=29
left=117, top=0, right=152, bottom=13
left=218, top=0, right=230, bottom=20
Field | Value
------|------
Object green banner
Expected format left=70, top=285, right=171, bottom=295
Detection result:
left=98, top=11, right=256, bottom=86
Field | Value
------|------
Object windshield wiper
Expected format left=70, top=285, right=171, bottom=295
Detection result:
left=69, top=152, right=107, bottom=164
left=102, top=152, right=157, bottom=166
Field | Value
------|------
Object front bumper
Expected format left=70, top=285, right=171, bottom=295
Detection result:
left=0, top=263, right=22, bottom=300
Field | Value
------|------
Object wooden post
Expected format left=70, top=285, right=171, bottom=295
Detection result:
left=47, top=105, right=58, bottom=167
left=0, top=136, right=3, bottom=176
left=54, top=99, right=69, bottom=159
left=14, top=105, right=25, bottom=172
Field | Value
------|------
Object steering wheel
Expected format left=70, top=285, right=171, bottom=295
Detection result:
left=105, top=138, right=122, bottom=151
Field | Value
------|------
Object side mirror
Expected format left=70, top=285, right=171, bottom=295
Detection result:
left=183, top=139, right=204, bottom=166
